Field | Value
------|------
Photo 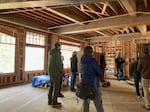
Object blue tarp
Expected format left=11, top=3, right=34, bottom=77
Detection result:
left=32, top=75, right=50, bottom=87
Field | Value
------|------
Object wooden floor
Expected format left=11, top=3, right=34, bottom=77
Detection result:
left=0, top=78, right=149, bottom=112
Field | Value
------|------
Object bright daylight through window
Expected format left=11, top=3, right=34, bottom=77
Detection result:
left=25, top=32, right=45, bottom=71
left=0, top=33, right=15, bottom=74
left=61, top=45, right=80, bottom=68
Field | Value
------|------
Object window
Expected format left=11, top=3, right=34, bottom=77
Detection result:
left=25, top=32, right=45, bottom=71
left=61, top=45, right=80, bottom=68
left=25, top=47, right=44, bottom=71
left=26, top=32, right=45, bottom=45
left=0, top=33, right=16, bottom=73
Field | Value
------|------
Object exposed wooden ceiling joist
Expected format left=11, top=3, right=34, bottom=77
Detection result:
left=0, top=14, right=49, bottom=33
left=44, top=7, right=84, bottom=24
left=136, top=25, right=147, bottom=35
left=74, top=5, right=95, bottom=19
left=118, top=0, right=147, bottom=35
left=96, top=31, right=108, bottom=36
left=0, top=0, right=149, bottom=43
left=118, top=0, right=136, bottom=15
left=0, top=14, right=86, bottom=42
left=0, top=0, right=116, bottom=10
left=52, top=13, right=150, bottom=35
left=88, top=32, right=150, bottom=42
left=144, top=0, right=148, bottom=9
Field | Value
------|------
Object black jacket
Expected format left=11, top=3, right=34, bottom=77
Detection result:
left=71, top=55, right=78, bottom=72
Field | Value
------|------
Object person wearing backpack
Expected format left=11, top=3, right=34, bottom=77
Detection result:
left=80, top=46, right=104, bottom=112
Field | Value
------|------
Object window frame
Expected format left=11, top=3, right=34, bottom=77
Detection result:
left=0, top=32, right=16, bottom=74
left=61, top=44, right=80, bottom=69
left=25, top=31, right=46, bottom=72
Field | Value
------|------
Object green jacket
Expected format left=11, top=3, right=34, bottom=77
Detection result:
left=48, top=48, right=63, bottom=78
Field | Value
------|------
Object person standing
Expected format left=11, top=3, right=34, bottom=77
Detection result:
left=57, top=55, right=64, bottom=97
left=130, top=58, right=144, bottom=98
left=70, top=51, right=78, bottom=91
left=137, top=48, right=150, bottom=110
left=80, top=46, right=104, bottom=112
left=48, top=42, right=63, bottom=107
left=100, top=53, right=106, bottom=82
left=115, top=52, right=125, bottom=80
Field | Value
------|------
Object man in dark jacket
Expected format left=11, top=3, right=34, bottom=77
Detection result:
left=137, top=48, right=150, bottom=110
left=100, top=53, right=106, bottom=82
left=70, top=51, right=78, bottom=91
left=48, top=42, right=63, bottom=107
left=130, top=58, right=144, bottom=98
left=115, top=52, right=125, bottom=80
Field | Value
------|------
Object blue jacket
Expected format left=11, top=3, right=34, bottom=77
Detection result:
left=80, top=55, right=102, bottom=86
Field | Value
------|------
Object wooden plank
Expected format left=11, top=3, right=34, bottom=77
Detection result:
left=0, top=80, right=148, bottom=112
left=0, top=0, right=116, bottom=10
left=52, top=13, right=150, bottom=34
left=88, top=32, right=150, bottom=42
left=118, top=0, right=147, bottom=35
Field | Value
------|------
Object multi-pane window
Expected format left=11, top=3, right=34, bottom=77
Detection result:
left=0, top=33, right=16, bottom=73
left=25, top=32, right=45, bottom=71
left=61, top=45, right=80, bottom=68
left=26, top=32, right=45, bottom=46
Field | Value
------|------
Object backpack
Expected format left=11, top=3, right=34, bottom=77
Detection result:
left=76, top=83, right=96, bottom=100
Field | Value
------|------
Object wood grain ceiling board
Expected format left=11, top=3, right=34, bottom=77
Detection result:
left=0, top=0, right=150, bottom=43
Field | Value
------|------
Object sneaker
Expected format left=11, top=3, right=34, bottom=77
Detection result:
left=71, top=88, right=76, bottom=92
left=137, top=96, right=141, bottom=98
left=144, top=105, right=150, bottom=110
left=52, top=101, right=62, bottom=107
left=58, top=93, right=64, bottom=97
left=48, top=101, right=52, bottom=105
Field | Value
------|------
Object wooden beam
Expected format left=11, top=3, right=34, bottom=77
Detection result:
left=96, top=31, right=108, bottom=36
left=84, top=4, right=101, bottom=17
left=0, top=14, right=86, bottom=42
left=44, top=7, right=84, bottom=24
left=118, top=0, right=136, bottom=15
left=118, top=0, right=147, bottom=35
left=52, top=13, right=150, bottom=34
left=129, top=27, right=135, bottom=33
left=84, top=9, right=109, bottom=16
left=88, top=32, right=150, bottom=42
left=136, top=25, right=147, bottom=35
left=95, top=3, right=110, bottom=16
left=0, top=14, right=49, bottom=33
left=0, top=0, right=116, bottom=10
left=0, top=8, right=43, bottom=14
left=102, top=4, right=107, bottom=14
left=74, top=5, right=95, bottom=19
left=144, top=0, right=148, bottom=9
left=107, top=3, right=118, bottom=15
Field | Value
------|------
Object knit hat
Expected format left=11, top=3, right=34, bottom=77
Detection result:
left=55, top=42, right=60, bottom=48
left=144, top=48, right=149, bottom=54
left=73, top=51, right=77, bottom=55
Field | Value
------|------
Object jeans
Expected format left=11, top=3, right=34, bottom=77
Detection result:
left=83, top=86, right=104, bottom=112
left=117, top=67, right=124, bottom=80
left=70, top=72, right=77, bottom=90
left=134, top=74, right=144, bottom=97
